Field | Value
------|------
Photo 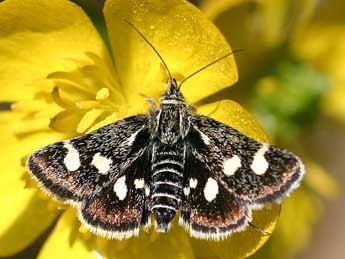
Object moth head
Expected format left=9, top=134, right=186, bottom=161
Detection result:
left=160, top=78, right=185, bottom=105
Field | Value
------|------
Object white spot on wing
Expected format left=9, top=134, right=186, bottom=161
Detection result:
left=113, top=176, right=127, bottom=200
left=91, top=153, right=112, bottom=174
left=63, top=142, right=80, bottom=171
left=189, top=178, right=198, bottom=188
left=183, top=186, right=190, bottom=196
left=251, top=143, right=270, bottom=175
left=223, top=155, right=241, bottom=176
left=145, top=184, right=150, bottom=196
left=194, top=127, right=211, bottom=145
left=127, top=129, right=142, bottom=146
left=134, top=178, right=145, bottom=189
left=204, top=178, right=219, bottom=202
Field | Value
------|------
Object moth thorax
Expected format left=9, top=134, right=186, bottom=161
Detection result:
left=150, top=143, right=184, bottom=232
left=157, top=106, right=189, bottom=144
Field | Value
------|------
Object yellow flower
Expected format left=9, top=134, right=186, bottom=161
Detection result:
left=0, top=0, right=280, bottom=258
left=196, top=0, right=342, bottom=258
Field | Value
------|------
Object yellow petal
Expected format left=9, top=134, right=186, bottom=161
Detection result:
left=103, top=218, right=194, bottom=259
left=104, top=0, right=238, bottom=105
left=0, top=111, right=23, bottom=129
left=49, top=109, right=83, bottom=135
left=38, top=210, right=96, bottom=259
left=77, top=108, right=104, bottom=133
left=253, top=187, right=320, bottom=259
left=191, top=204, right=279, bottom=259
left=96, top=88, right=110, bottom=100
left=87, top=112, right=120, bottom=132
left=0, top=131, right=60, bottom=256
left=197, top=100, right=268, bottom=142
left=0, top=0, right=110, bottom=101
left=88, top=101, right=151, bottom=133
left=39, top=210, right=194, bottom=259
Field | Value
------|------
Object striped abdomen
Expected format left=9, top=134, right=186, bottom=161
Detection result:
left=150, top=143, right=185, bottom=231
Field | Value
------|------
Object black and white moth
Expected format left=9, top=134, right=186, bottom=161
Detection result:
left=27, top=23, right=304, bottom=241
left=27, top=78, right=304, bottom=240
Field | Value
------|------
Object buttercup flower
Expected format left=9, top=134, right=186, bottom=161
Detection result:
left=194, top=0, right=343, bottom=258
left=0, top=0, right=281, bottom=258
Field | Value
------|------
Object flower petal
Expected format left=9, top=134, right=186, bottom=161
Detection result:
left=104, top=0, right=238, bottom=105
left=197, top=100, right=268, bottom=142
left=0, top=0, right=110, bottom=101
left=191, top=204, right=279, bottom=259
left=77, top=108, right=104, bottom=133
left=0, top=127, right=60, bottom=256
left=37, top=210, right=96, bottom=259
left=39, top=210, right=195, bottom=259
left=103, top=218, right=195, bottom=259
left=252, top=187, right=320, bottom=259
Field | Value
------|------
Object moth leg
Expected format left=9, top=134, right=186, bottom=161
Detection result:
left=139, top=93, right=158, bottom=111
left=248, top=222, right=271, bottom=236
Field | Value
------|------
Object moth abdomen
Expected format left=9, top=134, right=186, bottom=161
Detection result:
left=150, top=143, right=185, bottom=231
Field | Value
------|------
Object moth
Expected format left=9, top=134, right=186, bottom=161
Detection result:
left=27, top=22, right=304, bottom=241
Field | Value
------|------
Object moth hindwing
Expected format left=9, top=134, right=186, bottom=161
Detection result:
left=28, top=79, right=305, bottom=240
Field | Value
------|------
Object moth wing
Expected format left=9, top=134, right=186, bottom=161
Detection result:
left=179, top=115, right=304, bottom=240
left=79, top=152, right=152, bottom=239
left=28, top=115, right=152, bottom=239
left=188, top=115, right=304, bottom=206
left=27, top=114, right=150, bottom=204
left=180, top=153, right=250, bottom=240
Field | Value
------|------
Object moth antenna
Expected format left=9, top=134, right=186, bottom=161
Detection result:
left=178, top=49, right=244, bottom=89
left=123, top=19, right=173, bottom=81
left=248, top=222, right=271, bottom=236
